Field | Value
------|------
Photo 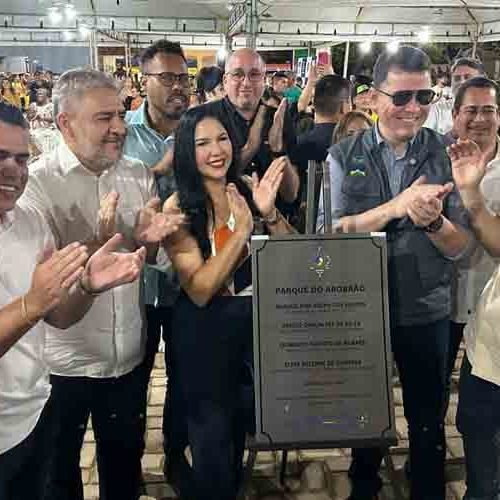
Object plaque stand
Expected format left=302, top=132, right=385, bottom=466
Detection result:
left=239, top=160, right=404, bottom=500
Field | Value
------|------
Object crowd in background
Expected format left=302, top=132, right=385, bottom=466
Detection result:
left=0, top=58, right=464, bottom=165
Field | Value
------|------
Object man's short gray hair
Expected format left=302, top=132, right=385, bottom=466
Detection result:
left=53, top=68, right=119, bottom=116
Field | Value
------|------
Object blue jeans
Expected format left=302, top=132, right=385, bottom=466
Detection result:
left=350, top=318, right=449, bottom=500
left=457, top=355, right=500, bottom=500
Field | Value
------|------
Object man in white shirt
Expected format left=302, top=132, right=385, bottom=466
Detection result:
left=450, top=77, right=500, bottom=500
left=20, top=69, right=183, bottom=500
left=424, top=58, right=485, bottom=136
left=449, top=76, right=500, bottom=396
left=0, top=102, right=147, bottom=500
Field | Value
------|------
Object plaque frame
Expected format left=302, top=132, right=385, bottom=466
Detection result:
left=251, top=233, right=397, bottom=451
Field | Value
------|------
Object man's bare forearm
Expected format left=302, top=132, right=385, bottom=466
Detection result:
left=337, top=202, right=394, bottom=233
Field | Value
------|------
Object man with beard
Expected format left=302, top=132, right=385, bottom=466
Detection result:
left=20, top=68, right=184, bottom=500
left=0, top=102, right=149, bottom=500
left=124, top=41, right=188, bottom=374
left=123, top=41, right=190, bottom=479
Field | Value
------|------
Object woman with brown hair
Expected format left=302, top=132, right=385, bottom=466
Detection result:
left=331, top=110, right=373, bottom=144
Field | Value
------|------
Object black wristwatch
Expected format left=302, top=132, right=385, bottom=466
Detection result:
left=423, top=215, right=444, bottom=233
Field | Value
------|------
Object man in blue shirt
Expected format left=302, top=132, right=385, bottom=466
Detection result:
left=123, top=39, right=190, bottom=479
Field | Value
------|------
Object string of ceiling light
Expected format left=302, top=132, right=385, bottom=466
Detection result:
left=42, top=2, right=434, bottom=54
left=45, top=1, right=92, bottom=40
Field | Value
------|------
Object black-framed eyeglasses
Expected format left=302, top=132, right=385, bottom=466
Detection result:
left=0, top=150, right=29, bottom=166
left=144, top=72, right=190, bottom=87
left=375, top=88, right=436, bottom=106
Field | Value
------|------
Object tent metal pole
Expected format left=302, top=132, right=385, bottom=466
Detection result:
left=245, top=0, right=258, bottom=49
left=343, top=40, right=350, bottom=77
left=125, top=33, right=131, bottom=71
left=93, top=31, right=99, bottom=70
left=89, top=31, right=94, bottom=68
left=472, top=39, right=478, bottom=58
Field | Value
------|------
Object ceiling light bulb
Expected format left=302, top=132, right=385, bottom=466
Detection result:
left=418, top=27, right=431, bottom=43
left=65, top=5, right=76, bottom=20
left=387, top=40, right=400, bottom=54
left=360, top=41, right=372, bottom=54
left=49, top=8, right=63, bottom=24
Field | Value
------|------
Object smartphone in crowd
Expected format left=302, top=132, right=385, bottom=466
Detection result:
left=317, top=52, right=330, bottom=66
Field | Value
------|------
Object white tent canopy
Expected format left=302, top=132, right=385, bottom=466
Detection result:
left=0, top=0, right=499, bottom=48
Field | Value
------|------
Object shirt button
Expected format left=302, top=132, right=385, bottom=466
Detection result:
left=409, top=158, right=417, bottom=166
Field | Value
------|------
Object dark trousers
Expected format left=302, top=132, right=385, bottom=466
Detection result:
left=350, top=318, right=449, bottom=500
left=0, top=398, right=54, bottom=500
left=44, top=365, right=147, bottom=500
left=144, top=304, right=172, bottom=379
left=171, top=294, right=254, bottom=500
left=144, top=304, right=188, bottom=457
left=457, top=355, right=500, bottom=500
left=446, top=321, right=465, bottom=398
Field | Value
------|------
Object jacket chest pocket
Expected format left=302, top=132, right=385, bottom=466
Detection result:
left=342, top=171, right=382, bottom=201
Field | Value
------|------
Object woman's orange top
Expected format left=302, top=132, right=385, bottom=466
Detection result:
left=211, top=214, right=251, bottom=296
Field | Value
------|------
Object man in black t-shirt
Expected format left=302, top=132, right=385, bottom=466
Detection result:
left=203, top=48, right=301, bottom=209
left=294, top=74, right=351, bottom=166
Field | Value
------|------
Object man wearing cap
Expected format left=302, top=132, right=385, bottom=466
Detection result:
left=352, top=76, right=378, bottom=121
left=271, top=71, right=290, bottom=100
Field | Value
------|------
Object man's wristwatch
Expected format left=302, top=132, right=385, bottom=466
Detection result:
left=423, top=215, right=444, bottom=233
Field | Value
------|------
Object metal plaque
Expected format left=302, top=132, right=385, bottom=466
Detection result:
left=252, top=233, right=397, bottom=450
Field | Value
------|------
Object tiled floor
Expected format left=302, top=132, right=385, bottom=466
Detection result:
left=82, top=350, right=466, bottom=500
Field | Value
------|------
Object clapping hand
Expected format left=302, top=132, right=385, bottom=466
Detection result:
left=134, top=197, right=186, bottom=245
left=241, top=105, right=267, bottom=167
left=390, top=176, right=453, bottom=220
left=252, top=156, right=286, bottom=218
left=407, top=188, right=451, bottom=227
left=97, top=191, right=119, bottom=244
left=227, top=183, right=253, bottom=237
left=448, top=139, right=488, bottom=192
left=81, top=233, right=146, bottom=294
left=26, top=242, right=89, bottom=318
left=268, top=99, right=287, bottom=153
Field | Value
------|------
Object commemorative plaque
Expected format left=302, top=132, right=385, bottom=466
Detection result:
left=251, top=233, right=397, bottom=450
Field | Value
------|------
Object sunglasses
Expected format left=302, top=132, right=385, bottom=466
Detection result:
left=375, top=88, right=436, bottom=106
